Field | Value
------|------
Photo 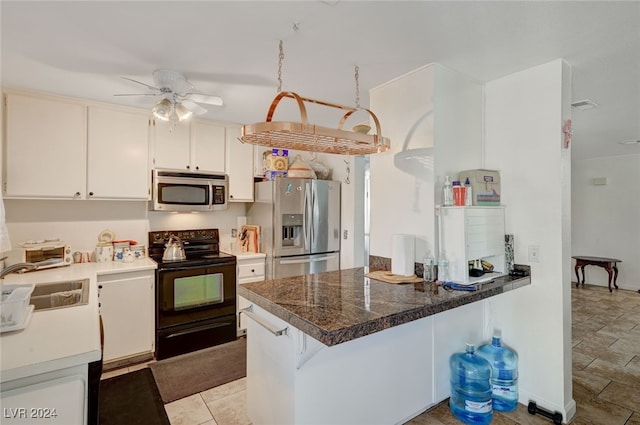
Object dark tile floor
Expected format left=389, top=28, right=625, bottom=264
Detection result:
left=408, top=284, right=640, bottom=425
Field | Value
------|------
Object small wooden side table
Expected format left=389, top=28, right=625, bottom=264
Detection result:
left=572, top=256, right=621, bottom=292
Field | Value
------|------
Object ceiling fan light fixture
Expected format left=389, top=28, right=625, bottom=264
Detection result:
left=175, top=103, right=193, bottom=121
left=152, top=98, right=173, bottom=121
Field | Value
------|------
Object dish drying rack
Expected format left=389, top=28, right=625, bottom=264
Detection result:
left=240, top=91, right=391, bottom=155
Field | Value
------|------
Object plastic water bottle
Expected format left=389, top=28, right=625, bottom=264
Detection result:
left=437, top=259, right=449, bottom=282
left=477, top=332, right=519, bottom=412
left=449, top=343, right=493, bottom=425
left=423, top=255, right=435, bottom=282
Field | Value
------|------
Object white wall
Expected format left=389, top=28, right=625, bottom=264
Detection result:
left=3, top=199, right=247, bottom=261
left=369, top=64, right=483, bottom=263
left=484, top=59, right=575, bottom=420
left=572, top=154, right=640, bottom=291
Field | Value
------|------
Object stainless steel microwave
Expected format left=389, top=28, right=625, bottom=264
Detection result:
left=151, top=169, right=228, bottom=212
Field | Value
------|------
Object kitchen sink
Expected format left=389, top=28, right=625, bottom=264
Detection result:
left=30, top=279, right=90, bottom=311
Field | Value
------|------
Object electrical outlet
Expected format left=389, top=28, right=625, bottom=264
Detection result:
left=231, top=228, right=237, bottom=238
left=343, top=230, right=348, bottom=240
left=528, top=245, right=540, bottom=262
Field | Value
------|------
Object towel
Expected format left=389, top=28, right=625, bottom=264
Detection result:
left=50, top=289, right=82, bottom=307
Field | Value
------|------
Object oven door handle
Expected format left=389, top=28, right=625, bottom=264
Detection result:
left=158, top=262, right=235, bottom=272
left=240, top=305, right=288, bottom=337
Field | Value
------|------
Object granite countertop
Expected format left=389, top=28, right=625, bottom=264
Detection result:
left=238, top=267, right=530, bottom=347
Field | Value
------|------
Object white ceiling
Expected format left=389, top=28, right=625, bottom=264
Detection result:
left=2, top=1, right=639, bottom=160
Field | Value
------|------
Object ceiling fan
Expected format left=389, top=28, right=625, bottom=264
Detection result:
left=115, top=69, right=223, bottom=122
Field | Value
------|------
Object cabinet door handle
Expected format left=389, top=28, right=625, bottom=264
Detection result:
left=195, top=166, right=199, bottom=170
left=251, top=269, right=255, bottom=273
left=74, top=192, right=81, bottom=198
left=240, top=306, right=288, bottom=336
left=89, top=191, right=94, bottom=196
left=98, top=285, right=103, bottom=289
left=186, top=165, right=190, bottom=169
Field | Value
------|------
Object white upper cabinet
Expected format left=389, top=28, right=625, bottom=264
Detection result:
left=191, top=121, right=226, bottom=173
left=225, top=126, right=254, bottom=202
left=87, top=105, right=150, bottom=199
left=4, top=92, right=87, bottom=198
left=151, top=119, right=225, bottom=173
left=3, top=90, right=151, bottom=200
left=151, top=120, right=191, bottom=170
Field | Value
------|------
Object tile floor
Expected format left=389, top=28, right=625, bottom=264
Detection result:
left=102, top=284, right=640, bottom=424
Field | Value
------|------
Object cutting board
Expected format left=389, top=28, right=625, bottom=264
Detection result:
left=237, top=225, right=260, bottom=253
left=365, top=270, right=423, bottom=284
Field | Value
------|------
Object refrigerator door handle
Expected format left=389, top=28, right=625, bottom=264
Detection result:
left=303, top=182, right=311, bottom=250
left=310, top=181, right=316, bottom=247
left=278, top=254, right=337, bottom=265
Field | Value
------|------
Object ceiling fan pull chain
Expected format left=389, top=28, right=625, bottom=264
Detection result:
left=277, top=40, right=285, bottom=93
left=355, top=65, right=360, bottom=109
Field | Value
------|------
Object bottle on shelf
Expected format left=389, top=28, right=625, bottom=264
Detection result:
left=477, top=331, right=519, bottom=412
left=464, top=178, right=473, bottom=206
left=443, top=176, right=454, bottom=207
left=449, top=343, right=493, bottom=425
left=452, top=180, right=466, bottom=206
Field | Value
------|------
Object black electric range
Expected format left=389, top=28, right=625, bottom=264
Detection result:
left=148, top=228, right=236, bottom=268
left=148, top=228, right=238, bottom=360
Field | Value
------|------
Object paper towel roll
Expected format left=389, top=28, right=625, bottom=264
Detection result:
left=391, top=234, right=415, bottom=276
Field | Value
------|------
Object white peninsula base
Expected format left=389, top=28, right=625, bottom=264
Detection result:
left=245, top=301, right=485, bottom=425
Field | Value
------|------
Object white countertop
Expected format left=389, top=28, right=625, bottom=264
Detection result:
left=0, top=259, right=157, bottom=383
left=226, top=252, right=266, bottom=260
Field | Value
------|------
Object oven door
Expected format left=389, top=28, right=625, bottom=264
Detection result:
left=157, top=261, right=236, bottom=330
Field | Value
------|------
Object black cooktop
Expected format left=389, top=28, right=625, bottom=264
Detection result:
left=148, top=228, right=236, bottom=268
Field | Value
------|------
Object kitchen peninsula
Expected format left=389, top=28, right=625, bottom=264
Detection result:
left=238, top=267, right=530, bottom=425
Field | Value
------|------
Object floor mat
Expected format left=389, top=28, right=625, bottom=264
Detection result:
left=150, top=337, right=247, bottom=403
left=98, top=368, right=169, bottom=425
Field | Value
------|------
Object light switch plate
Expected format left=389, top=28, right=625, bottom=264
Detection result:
left=528, top=245, right=540, bottom=262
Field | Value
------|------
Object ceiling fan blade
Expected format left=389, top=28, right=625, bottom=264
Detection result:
left=181, top=100, right=208, bottom=116
left=121, top=76, right=160, bottom=92
left=113, top=93, right=159, bottom=97
left=185, top=93, right=223, bottom=106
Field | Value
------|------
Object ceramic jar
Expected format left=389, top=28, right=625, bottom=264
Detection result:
left=287, top=155, right=316, bottom=179
left=95, top=245, right=113, bottom=263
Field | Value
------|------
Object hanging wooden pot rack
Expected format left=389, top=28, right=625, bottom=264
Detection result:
left=239, top=91, right=390, bottom=155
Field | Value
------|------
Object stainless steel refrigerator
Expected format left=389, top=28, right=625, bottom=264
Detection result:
left=248, top=178, right=341, bottom=279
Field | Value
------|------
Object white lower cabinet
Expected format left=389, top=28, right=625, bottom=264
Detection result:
left=236, top=253, right=266, bottom=335
left=98, top=270, right=155, bottom=363
left=0, top=366, right=87, bottom=425
left=244, top=299, right=487, bottom=424
left=245, top=303, right=434, bottom=425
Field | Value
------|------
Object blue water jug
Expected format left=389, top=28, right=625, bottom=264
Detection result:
left=449, top=343, right=493, bottom=425
left=477, top=333, right=519, bottom=412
